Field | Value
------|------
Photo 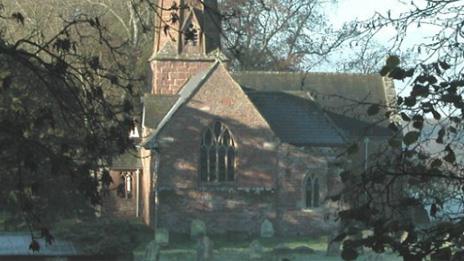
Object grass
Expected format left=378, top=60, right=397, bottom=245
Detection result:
left=157, top=233, right=403, bottom=261
left=164, top=233, right=328, bottom=251
left=54, top=217, right=154, bottom=255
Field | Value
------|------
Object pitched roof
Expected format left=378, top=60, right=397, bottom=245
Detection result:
left=234, top=72, right=388, bottom=116
left=143, top=95, right=179, bottom=129
left=142, top=61, right=220, bottom=148
left=233, top=71, right=392, bottom=138
left=247, top=91, right=346, bottom=146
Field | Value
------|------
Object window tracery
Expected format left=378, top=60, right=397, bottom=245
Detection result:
left=200, top=121, right=235, bottom=184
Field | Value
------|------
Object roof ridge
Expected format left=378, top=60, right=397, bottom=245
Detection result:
left=232, top=70, right=380, bottom=77
left=141, top=61, right=221, bottom=148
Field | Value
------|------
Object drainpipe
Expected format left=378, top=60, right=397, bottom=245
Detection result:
left=153, top=148, right=160, bottom=229
left=364, top=136, right=370, bottom=172
left=136, top=168, right=140, bottom=218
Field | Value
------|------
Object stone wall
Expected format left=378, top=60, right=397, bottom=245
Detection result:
left=151, top=60, right=214, bottom=95
left=151, top=64, right=345, bottom=237
left=158, top=188, right=276, bottom=235
left=154, top=64, right=279, bottom=235
left=274, top=144, right=343, bottom=236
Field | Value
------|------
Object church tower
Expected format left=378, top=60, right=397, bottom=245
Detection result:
left=150, top=0, right=227, bottom=95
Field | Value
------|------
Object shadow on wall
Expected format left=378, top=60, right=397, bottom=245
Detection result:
left=153, top=103, right=350, bottom=236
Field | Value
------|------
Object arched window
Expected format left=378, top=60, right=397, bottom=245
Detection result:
left=200, top=121, right=235, bottom=184
left=305, top=176, right=320, bottom=208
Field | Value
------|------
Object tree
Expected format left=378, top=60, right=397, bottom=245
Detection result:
left=0, top=3, right=138, bottom=251
left=220, top=0, right=354, bottom=71
left=330, top=1, right=464, bottom=260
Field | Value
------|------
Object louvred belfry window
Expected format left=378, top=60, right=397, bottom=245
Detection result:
left=200, top=121, right=235, bottom=184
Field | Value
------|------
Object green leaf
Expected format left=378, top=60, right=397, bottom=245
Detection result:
left=411, top=84, right=429, bottom=97
left=437, top=128, right=445, bottom=144
left=397, top=96, right=404, bottom=105
left=388, top=67, right=406, bottom=80
left=404, top=68, right=415, bottom=77
left=431, top=110, right=441, bottom=120
left=386, top=55, right=400, bottom=67
left=403, top=131, right=420, bottom=146
left=444, top=145, right=456, bottom=163
left=412, top=120, right=424, bottom=130
left=439, top=60, right=450, bottom=70
left=404, top=96, right=417, bottom=107
left=389, top=139, right=401, bottom=148
left=400, top=112, right=411, bottom=121
left=448, top=126, right=457, bottom=134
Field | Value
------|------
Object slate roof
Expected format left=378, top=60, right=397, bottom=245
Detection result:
left=141, top=61, right=220, bottom=148
left=234, top=72, right=388, bottom=117
left=111, top=148, right=142, bottom=170
left=142, top=64, right=393, bottom=149
left=143, top=95, right=179, bottom=129
left=233, top=71, right=392, bottom=138
left=247, top=91, right=346, bottom=146
left=0, top=233, right=80, bottom=256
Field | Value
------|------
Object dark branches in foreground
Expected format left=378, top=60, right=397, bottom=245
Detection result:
left=331, top=1, right=464, bottom=260
left=0, top=4, right=137, bottom=252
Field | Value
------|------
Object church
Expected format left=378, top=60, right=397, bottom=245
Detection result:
left=103, top=0, right=395, bottom=237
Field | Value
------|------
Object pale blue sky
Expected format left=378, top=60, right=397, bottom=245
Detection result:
left=324, top=0, right=441, bottom=95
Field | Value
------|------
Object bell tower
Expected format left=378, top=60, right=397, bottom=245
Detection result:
left=150, top=0, right=227, bottom=95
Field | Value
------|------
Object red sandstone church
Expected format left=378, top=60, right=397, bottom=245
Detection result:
left=103, top=0, right=395, bottom=237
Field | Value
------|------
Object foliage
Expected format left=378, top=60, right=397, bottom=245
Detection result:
left=0, top=0, right=140, bottom=251
left=54, top=217, right=153, bottom=255
left=331, top=1, right=464, bottom=260
left=220, top=0, right=354, bottom=71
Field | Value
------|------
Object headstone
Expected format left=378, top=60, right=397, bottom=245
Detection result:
left=191, top=219, right=207, bottom=239
left=326, top=231, right=341, bottom=256
left=196, top=235, right=214, bottom=261
left=155, top=228, right=169, bottom=247
left=248, top=240, right=264, bottom=259
left=260, top=219, right=274, bottom=238
left=142, top=240, right=160, bottom=261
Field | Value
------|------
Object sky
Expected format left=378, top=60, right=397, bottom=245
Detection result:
left=323, top=0, right=441, bottom=95
left=326, top=0, right=439, bottom=55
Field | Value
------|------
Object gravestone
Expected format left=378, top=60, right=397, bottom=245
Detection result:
left=155, top=228, right=169, bottom=247
left=248, top=240, right=264, bottom=259
left=142, top=240, right=160, bottom=261
left=191, top=219, right=207, bottom=239
left=260, top=219, right=274, bottom=238
left=196, top=235, right=214, bottom=261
